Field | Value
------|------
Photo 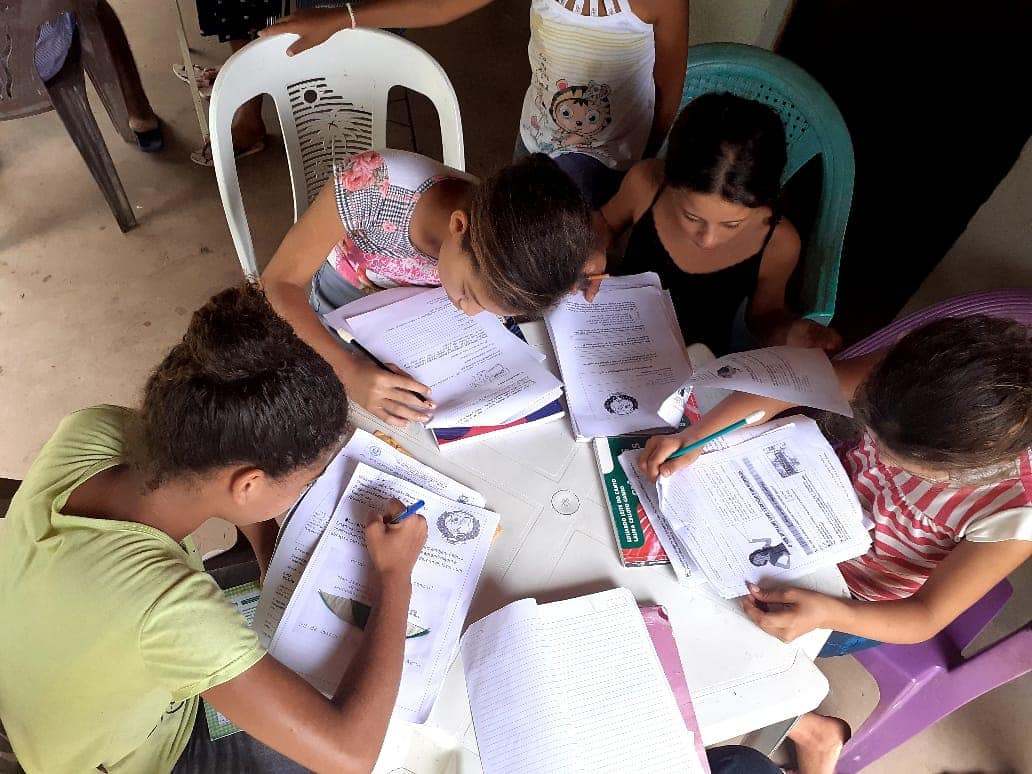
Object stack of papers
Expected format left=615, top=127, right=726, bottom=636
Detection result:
left=621, top=417, right=870, bottom=598
left=323, top=288, right=563, bottom=429
left=254, top=429, right=499, bottom=722
left=544, top=273, right=693, bottom=440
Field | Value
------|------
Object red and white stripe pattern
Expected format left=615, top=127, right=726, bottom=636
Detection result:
left=837, top=432, right=1032, bottom=601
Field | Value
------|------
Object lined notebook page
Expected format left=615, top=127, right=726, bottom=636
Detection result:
left=461, top=600, right=573, bottom=772
left=461, top=589, right=698, bottom=774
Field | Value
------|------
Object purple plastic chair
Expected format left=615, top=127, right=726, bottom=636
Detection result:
left=833, top=288, right=1032, bottom=773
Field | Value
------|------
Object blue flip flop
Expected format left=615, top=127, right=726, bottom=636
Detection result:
left=133, top=120, right=164, bottom=153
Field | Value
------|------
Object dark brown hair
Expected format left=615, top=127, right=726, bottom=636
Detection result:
left=665, top=92, right=787, bottom=209
left=852, top=315, right=1032, bottom=472
left=130, top=284, right=349, bottom=487
left=466, top=153, right=594, bottom=317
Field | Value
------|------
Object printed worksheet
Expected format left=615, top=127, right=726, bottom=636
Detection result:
left=460, top=589, right=705, bottom=774
left=661, top=346, right=852, bottom=418
left=253, top=429, right=484, bottom=648
left=269, top=463, right=500, bottom=722
left=344, top=289, right=562, bottom=427
left=656, top=417, right=870, bottom=597
left=618, top=448, right=704, bottom=587
left=546, top=275, right=692, bottom=439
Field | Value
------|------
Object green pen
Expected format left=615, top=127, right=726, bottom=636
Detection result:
left=666, top=410, right=767, bottom=461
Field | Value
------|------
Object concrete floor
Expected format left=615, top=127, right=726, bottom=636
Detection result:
left=1, top=1, right=1030, bottom=771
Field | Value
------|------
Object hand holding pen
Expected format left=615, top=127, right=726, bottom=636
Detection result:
left=365, top=499, right=428, bottom=581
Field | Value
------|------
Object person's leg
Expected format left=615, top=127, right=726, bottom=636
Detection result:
left=786, top=712, right=851, bottom=774
left=552, top=151, right=624, bottom=209
left=95, top=0, right=158, bottom=132
left=706, top=745, right=783, bottom=774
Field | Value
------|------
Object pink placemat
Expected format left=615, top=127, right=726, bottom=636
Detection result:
left=641, top=605, right=711, bottom=773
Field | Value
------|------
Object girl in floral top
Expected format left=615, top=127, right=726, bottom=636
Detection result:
left=263, top=149, right=600, bottom=428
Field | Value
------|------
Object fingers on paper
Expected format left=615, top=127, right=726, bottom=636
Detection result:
left=379, top=399, right=433, bottom=427
left=740, top=584, right=802, bottom=642
left=384, top=365, right=433, bottom=402
left=583, top=278, right=604, bottom=303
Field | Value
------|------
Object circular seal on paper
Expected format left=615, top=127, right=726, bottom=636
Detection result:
left=551, top=489, right=581, bottom=516
left=604, top=393, right=638, bottom=415
left=437, top=511, right=481, bottom=544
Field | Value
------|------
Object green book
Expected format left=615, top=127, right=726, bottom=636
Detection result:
left=203, top=581, right=261, bottom=741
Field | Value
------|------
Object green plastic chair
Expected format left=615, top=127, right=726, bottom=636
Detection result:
left=672, top=43, right=855, bottom=327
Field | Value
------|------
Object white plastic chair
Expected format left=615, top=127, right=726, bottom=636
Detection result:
left=209, top=29, right=466, bottom=278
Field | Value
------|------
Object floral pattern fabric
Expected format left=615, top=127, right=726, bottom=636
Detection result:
left=329, top=150, right=448, bottom=292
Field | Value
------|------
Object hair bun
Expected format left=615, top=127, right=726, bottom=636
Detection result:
left=182, top=284, right=288, bottom=383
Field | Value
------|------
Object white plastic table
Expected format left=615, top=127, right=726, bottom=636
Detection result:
left=351, top=322, right=845, bottom=752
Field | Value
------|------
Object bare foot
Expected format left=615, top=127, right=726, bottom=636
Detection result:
left=787, top=712, right=851, bottom=774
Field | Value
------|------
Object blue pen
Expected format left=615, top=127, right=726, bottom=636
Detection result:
left=666, top=410, right=766, bottom=461
left=389, top=499, right=425, bottom=525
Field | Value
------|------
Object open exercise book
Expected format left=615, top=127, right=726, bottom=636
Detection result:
left=460, top=588, right=709, bottom=774
left=545, top=273, right=692, bottom=440
left=322, top=287, right=563, bottom=430
left=631, top=417, right=870, bottom=598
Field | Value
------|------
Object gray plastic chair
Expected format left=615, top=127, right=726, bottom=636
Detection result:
left=0, top=1, right=136, bottom=232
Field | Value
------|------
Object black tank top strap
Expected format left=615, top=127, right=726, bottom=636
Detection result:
left=752, top=212, right=781, bottom=261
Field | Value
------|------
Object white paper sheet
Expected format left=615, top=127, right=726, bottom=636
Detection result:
left=663, top=346, right=852, bottom=418
left=656, top=417, right=870, bottom=598
left=269, top=463, right=499, bottom=722
left=321, top=286, right=427, bottom=333
left=343, top=289, right=563, bottom=428
left=545, top=275, right=692, bottom=439
left=372, top=719, right=479, bottom=774
left=460, top=589, right=704, bottom=774
left=253, top=429, right=485, bottom=648
left=617, top=449, right=704, bottom=587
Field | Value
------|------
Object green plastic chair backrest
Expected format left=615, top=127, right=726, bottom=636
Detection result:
left=673, top=43, right=855, bottom=326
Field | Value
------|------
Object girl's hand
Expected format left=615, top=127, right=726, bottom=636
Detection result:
left=581, top=272, right=605, bottom=303
left=340, top=358, right=435, bottom=428
left=259, top=9, right=348, bottom=56
left=638, top=428, right=703, bottom=482
left=784, top=319, right=844, bottom=354
left=740, top=583, right=838, bottom=643
left=579, top=248, right=608, bottom=302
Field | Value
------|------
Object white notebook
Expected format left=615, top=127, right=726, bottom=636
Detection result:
left=460, top=588, right=707, bottom=774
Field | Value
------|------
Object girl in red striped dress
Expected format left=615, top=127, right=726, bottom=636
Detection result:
left=640, top=314, right=1032, bottom=774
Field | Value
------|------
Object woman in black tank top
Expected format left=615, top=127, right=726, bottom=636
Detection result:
left=598, top=93, right=841, bottom=355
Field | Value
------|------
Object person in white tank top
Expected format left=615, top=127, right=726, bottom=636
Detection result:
left=262, top=1, right=690, bottom=204
left=520, top=0, right=656, bottom=170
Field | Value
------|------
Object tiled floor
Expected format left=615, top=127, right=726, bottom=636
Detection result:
left=1, top=2, right=1029, bottom=772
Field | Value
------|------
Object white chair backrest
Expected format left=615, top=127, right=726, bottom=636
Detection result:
left=209, top=29, right=465, bottom=278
